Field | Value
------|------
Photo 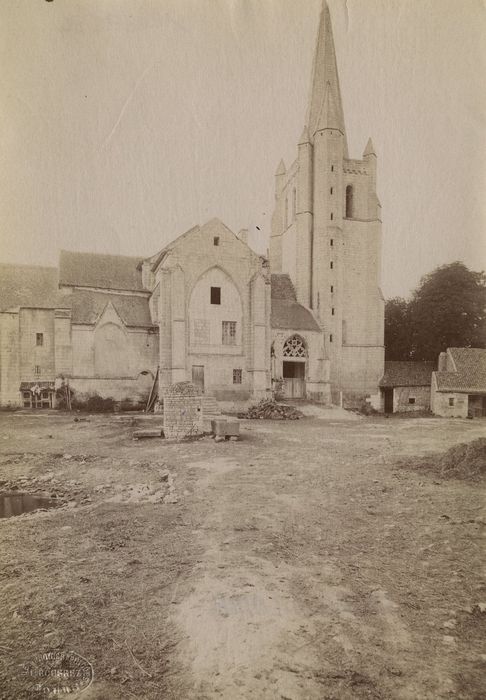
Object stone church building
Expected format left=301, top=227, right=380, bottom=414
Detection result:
left=0, top=2, right=384, bottom=409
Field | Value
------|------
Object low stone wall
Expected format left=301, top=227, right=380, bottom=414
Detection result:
left=393, top=385, right=430, bottom=413
left=63, top=376, right=152, bottom=405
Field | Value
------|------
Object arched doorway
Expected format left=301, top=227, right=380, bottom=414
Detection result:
left=282, top=335, right=307, bottom=398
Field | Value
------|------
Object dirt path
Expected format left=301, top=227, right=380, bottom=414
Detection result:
left=166, top=417, right=486, bottom=699
left=0, top=413, right=485, bottom=699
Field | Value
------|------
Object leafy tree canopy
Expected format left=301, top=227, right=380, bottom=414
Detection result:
left=385, top=262, right=486, bottom=361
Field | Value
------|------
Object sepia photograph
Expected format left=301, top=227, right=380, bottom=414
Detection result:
left=0, top=0, right=485, bottom=697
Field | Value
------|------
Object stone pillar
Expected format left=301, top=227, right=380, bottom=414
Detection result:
left=249, top=274, right=271, bottom=398
left=171, top=266, right=186, bottom=384
left=163, top=382, right=203, bottom=440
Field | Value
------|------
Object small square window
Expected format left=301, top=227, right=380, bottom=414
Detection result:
left=408, top=397, right=416, bottom=405
left=210, top=287, right=221, bottom=305
left=233, top=369, right=242, bottom=384
left=222, top=321, right=236, bottom=346
left=213, top=236, right=220, bottom=246
left=449, top=397, right=455, bottom=406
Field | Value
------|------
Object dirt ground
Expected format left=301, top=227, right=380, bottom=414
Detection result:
left=0, top=409, right=485, bottom=699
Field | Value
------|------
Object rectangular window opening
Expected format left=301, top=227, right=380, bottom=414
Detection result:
left=213, top=236, right=220, bottom=246
left=330, top=239, right=334, bottom=246
left=330, top=285, right=334, bottom=293
left=330, top=261, right=333, bottom=269
left=331, top=165, right=334, bottom=172
left=34, top=365, right=41, bottom=375
left=330, top=187, right=333, bottom=195
left=222, top=321, right=237, bottom=346
left=331, top=307, right=335, bottom=315
left=449, top=397, right=455, bottom=407
left=330, top=213, right=333, bottom=220
left=408, top=397, right=416, bottom=405
left=329, top=334, right=333, bottom=343
left=233, top=369, right=242, bottom=384
left=36, top=333, right=44, bottom=346
left=210, top=286, right=221, bottom=305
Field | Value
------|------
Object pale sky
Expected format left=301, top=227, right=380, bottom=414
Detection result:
left=0, top=0, right=484, bottom=299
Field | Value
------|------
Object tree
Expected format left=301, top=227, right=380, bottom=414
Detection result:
left=384, top=297, right=412, bottom=360
left=385, top=262, right=486, bottom=362
left=409, top=262, right=486, bottom=361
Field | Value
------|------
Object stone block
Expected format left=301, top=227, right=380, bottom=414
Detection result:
left=225, top=420, right=240, bottom=437
left=211, top=418, right=227, bottom=437
left=133, top=429, right=162, bottom=439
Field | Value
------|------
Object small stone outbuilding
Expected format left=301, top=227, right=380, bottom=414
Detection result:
left=379, top=361, right=435, bottom=414
left=431, top=348, right=486, bottom=418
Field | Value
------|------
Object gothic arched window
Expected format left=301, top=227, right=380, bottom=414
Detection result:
left=283, top=335, right=307, bottom=358
left=345, top=185, right=354, bottom=218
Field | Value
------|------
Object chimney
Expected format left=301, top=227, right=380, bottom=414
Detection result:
left=438, top=352, right=447, bottom=372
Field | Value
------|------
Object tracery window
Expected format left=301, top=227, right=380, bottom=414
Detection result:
left=283, top=335, right=307, bottom=358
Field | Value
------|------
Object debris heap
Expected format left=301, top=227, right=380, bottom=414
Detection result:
left=239, top=399, right=303, bottom=421
left=399, top=437, right=486, bottom=481
left=437, top=438, right=486, bottom=479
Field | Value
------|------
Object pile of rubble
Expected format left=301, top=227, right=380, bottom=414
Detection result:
left=437, top=438, right=486, bottom=479
left=238, top=399, right=303, bottom=421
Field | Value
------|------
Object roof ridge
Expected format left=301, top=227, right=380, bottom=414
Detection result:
left=0, top=262, right=57, bottom=271
left=60, top=249, right=144, bottom=262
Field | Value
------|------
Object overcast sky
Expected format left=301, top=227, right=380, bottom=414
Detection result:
left=0, top=0, right=484, bottom=298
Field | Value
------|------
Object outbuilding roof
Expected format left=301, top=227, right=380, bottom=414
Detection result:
left=270, top=274, right=320, bottom=332
left=379, top=361, right=435, bottom=388
left=0, top=264, right=67, bottom=311
left=435, top=348, right=486, bottom=392
left=59, top=250, right=145, bottom=292
left=69, top=290, right=155, bottom=328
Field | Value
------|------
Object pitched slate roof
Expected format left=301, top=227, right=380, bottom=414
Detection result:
left=379, top=361, right=435, bottom=388
left=69, top=290, right=155, bottom=328
left=435, top=348, right=486, bottom=392
left=0, top=263, right=68, bottom=311
left=59, top=251, right=145, bottom=292
left=270, top=274, right=320, bottom=332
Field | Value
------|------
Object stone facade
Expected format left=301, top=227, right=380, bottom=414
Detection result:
left=270, top=2, right=384, bottom=402
left=0, top=2, right=385, bottom=409
left=151, top=219, right=271, bottom=402
left=431, top=348, right=486, bottom=418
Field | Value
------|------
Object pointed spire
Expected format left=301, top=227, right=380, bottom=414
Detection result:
left=363, top=137, right=376, bottom=157
left=275, top=159, right=286, bottom=176
left=306, top=1, right=347, bottom=154
left=298, top=125, right=310, bottom=145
